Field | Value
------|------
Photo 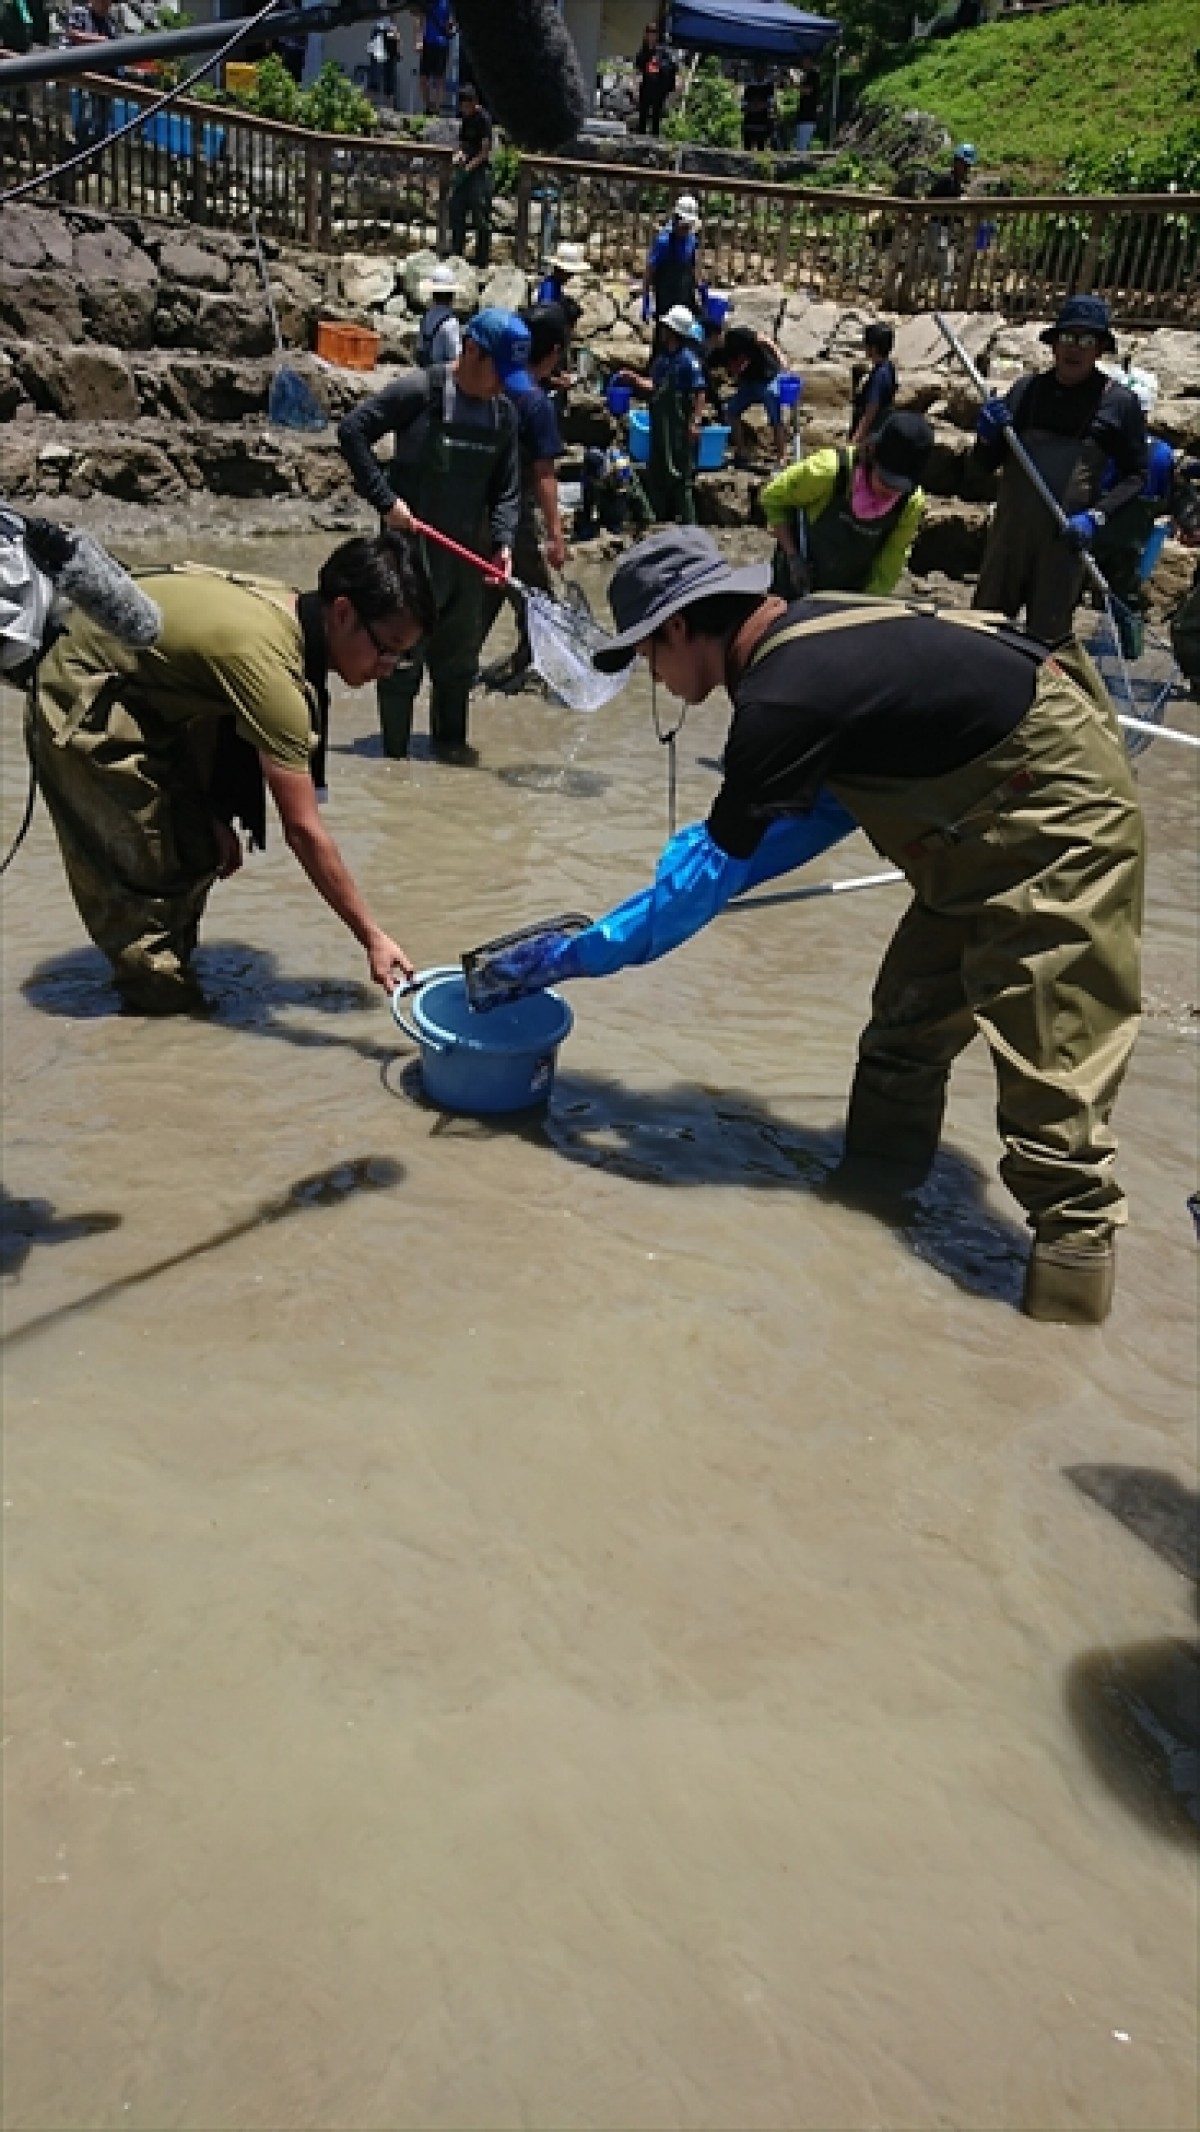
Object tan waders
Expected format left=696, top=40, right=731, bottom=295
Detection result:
left=378, top=374, right=511, bottom=757
left=974, top=430, right=1106, bottom=645
left=753, top=611, right=1145, bottom=1323
left=30, top=682, right=220, bottom=1013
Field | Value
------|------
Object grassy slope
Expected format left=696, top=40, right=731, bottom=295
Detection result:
left=860, top=0, right=1196, bottom=184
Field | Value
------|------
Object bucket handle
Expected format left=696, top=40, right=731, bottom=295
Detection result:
left=389, top=965, right=460, bottom=1052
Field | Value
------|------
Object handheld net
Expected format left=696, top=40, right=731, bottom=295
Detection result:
left=524, top=587, right=631, bottom=712
left=1080, top=596, right=1187, bottom=761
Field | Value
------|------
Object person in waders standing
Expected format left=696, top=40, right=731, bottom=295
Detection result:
left=414, top=260, right=463, bottom=370
left=972, top=294, right=1148, bottom=646
left=642, top=194, right=702, bottom=353
left=760, top=411, right=932, bottom=599
left=610, top=303, right=705, bottom=525
left=337, top=307, right=523, bottom=760
left=480, top=526, right=1145, bottom=1326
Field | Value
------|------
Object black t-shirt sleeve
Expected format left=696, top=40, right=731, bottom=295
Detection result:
left=707, top=677, right=837, bottom=858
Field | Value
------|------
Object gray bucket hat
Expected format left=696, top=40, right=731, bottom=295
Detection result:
left=594, top=528, right=771, bottom=672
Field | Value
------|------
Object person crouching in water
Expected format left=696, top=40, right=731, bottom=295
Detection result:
left=761, top=411, right=932, bottom=599
left=714, top=323, right=791, bottom=469
left=31, top=535, right=436, bottom=1015
left=610, top=303, right=706, bottom=525
left=484, top=526, right=1145, bottom=1324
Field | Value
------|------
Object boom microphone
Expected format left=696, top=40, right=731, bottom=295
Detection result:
left=452, top=0, right=589, bottom=152
left=21, top=518, right=163, bottom=649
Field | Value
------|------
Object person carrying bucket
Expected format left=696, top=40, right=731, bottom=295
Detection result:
left=641, top=194, right=702, bottom=354
left=610, top=304, right=705, bottom=526
left=337, top=307, right=523, bottom=760
left=711, top=323, right=793, bottom=468
left=30, top=535, right=435, bottom=1014
left=477, top=525, right=1146, bottom=1325
left=760, top=412, right=932, bottom=600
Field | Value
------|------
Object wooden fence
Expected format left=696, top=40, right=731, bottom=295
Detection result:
left=2, top=74, right=1196, bottom=324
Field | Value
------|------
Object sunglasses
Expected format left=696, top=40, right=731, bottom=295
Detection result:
left=1056, top=330, right=1100, bottom=349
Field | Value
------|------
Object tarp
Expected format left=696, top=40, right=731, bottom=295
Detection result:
left=668, top=0, right=840, bottom=58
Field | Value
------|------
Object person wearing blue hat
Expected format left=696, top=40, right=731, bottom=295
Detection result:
left=971, top=293, right=1148, bottom=645
left=337, top=307, right=524, bottom=758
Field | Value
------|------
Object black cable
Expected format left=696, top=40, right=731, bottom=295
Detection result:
left=0, top=0, right=288, bottom=207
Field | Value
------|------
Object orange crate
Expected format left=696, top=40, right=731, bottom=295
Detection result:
left=315, top=321, right=380, bottom=371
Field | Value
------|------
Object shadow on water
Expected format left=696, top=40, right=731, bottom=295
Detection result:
left=1064, top=1466, right=1200, bottom=1844
left=381, top=1057, right=1028, bottom=1307
left=494, top=763, right=611, bottom=799
left=21, top=943, right=395, bottom=1062
left=1, top=1185, right=121, bottom=1282
left=1, top=1156, right=404, bottom=1352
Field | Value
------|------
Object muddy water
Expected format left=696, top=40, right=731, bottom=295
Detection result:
left=2, top=536, right=1197, bottom=2132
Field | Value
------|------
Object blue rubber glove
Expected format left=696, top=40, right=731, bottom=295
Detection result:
left=641, top=293, right=651, bottom=325
left=1062, top=509, right=1100, bottom=551
left=975, top=396, right=1012, bottom=447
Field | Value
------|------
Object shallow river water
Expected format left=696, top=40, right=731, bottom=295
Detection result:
left=2, top=536, right=1197, bottom=2131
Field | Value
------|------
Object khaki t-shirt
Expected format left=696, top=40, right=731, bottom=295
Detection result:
left=39, top=566, right=315, bottom=771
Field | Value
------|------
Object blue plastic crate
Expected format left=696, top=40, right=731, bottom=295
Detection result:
left=696, top=424, right=731, bottom=472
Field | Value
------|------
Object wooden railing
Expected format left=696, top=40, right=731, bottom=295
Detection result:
left=2, top=75, right=1196, bottom=324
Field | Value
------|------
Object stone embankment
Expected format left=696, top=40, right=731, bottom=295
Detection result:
left=2, top=199, right=1197, bottom=602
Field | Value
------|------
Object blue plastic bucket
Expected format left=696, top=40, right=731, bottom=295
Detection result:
left=1138, top=521, right=1169, bottom=582
left=696, top=423, right=731, bottom=472
left=777, top=372, right=803, bottom=408
left=629, top=407, right=651, bottom=464
left=606, top=382, right=632, bottom=417
left=704, top=290, right=731, bottom=327
left=392, top=968, right=573, bottom=1114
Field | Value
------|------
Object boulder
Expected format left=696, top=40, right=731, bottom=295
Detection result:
left=164, top=359, right=270, bottom=422
left=81, top=280, right=158, bottom=349
left=0, top=352, right=25, bottom=423
left=559, top=390, right=616, bottom=451
left=723, top=284, right=786, bottom=340
left=154, top=292, right=274, bottom=358
left=187, top=435, right=297, bottom=497
left=695, top=467, right=760, bottom=529
left=0, top=203, right=75, bottom=273
left=919, top=429, right=973, bottom=500
left=0, top=433, right=40, bottom=497
left=480, top=263, right=530, bottom=315
left=340, top=252, right=397, bottom=309
left=1138, top=331, right=1200, bottom=402
left=12, top=344, right=138, bottom=422
left=0, top=271, right=84, bottom=345
left=74, top=224, right=156, bottom=284
left=989, top=321, right=1051, bottom=376
left=573, top=281, right=621, bottom=342
left=778, top=299, right=842, bottom=368
left=296, top=447, right=355, bottom=500
left=908, top=503, right=989, bottom=578
left=67, top=441, right=186, bottom=505
left=157, top=236, right=232, bottom=292
left=1152, top=395, right=1200, bottom=453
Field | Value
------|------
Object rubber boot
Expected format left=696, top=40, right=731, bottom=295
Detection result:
left=429, top=678, right=470, bottom=757
left=1022, top=1238, right=1116, bottom=1325
left=835, top=1072, right=948, bottom=1199
left=377, top=673, right=417, bottom=759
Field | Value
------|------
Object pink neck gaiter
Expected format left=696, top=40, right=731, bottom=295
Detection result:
left=851, top=464, right=899, bottom=520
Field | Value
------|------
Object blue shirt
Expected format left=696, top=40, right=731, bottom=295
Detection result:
left=652, top=346, right=705, bottom=397
left=423, top=0, right=452, bottom=47
left=507, top=382, right=563, bottom=469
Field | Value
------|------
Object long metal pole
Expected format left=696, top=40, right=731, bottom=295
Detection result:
left=0, top=0, right=387, bottom=86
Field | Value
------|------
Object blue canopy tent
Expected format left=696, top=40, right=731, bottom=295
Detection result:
left=668, top=0, right=840, bottom=60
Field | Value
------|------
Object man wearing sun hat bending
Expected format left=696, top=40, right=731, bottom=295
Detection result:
left=971, top=294, right=1147, bottom=646
left=482, top=526, right=1144, bottom=1325
left=338, top=307, right=523, bottom=759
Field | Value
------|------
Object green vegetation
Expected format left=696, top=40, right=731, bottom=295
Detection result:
left=195, top=53, right=377, bottom=133
left=861, top=0, right=1198, bottom=187
left=662, top=57, right=742, bottom=148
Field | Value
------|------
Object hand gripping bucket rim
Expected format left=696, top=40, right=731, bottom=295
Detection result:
left=392, top=967, right=573, bottom=1114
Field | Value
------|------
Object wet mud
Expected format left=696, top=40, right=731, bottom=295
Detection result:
left=2, top=535, right=1197, bottom=2130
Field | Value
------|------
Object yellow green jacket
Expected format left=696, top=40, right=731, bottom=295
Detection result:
left=760, top=447, right=926, bottom=596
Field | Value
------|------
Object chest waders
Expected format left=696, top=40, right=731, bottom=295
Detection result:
left=748, top=600, right=1145, bottom=1321
left=774, top=449, right=907, bottom=597
left=377, top=370, right=509, bottom=756
left=975, top=426, right=1108, bottom=647
left=646, top=358, right=697, bottom=526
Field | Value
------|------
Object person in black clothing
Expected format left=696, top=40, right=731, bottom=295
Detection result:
left=849, top=321, right=898, bottom=442
left=925, top=141, right=976, bottom=285
left=791, top=58, right=821, bottom=149
left=633, top=21, right=677, bottom=136
left=741, top=65, right=776, bottom=152
left=972, top=293, right=1148, bottom=644
left=450, top=84, right=493, bottom=268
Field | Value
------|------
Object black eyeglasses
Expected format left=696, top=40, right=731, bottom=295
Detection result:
left=1057, top=330, right=1099, bottom=349
left=356, top=610, right=405, bottom=666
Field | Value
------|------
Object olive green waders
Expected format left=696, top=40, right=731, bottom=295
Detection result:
left=751, top=609, right=1145, bottom=1322
left=30, top=681, right=220, bottom=1013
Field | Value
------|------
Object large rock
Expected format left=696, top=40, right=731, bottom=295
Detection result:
left=157, top=236, right=232, bottom=291
left=186, top=435, right=297, bottom=497
left=0, top=352, right=24, bottom=423
left=1137, top=330, right=1200, bottom=401
left=909, top=503, right=989, bottom=577
left=67, top=440, right=186, bottom=505
left=723, top=284, right=785, bottom=340
left=163, top=359, right=270, bottom=422
left=1152, top=395, right=1200, bottom=452
left=340, top=252, right=397, bottom=309
left=778, top=299, right=842, bottom=368
left=401, top=249, right=477, bottom=312
left=154, top=291, right=274, bottom=358
left=0, top=432, right=39, bottom=497
left=74, top=223, right=156, bottom=284
left=559, top=390, right=616, bottom=451
left=0, top=203, right=75, bottom=273
left=0, top=271, right=84, bottom=345
left=81, top=280, right=158, bottom=349
left=10, top=343, right=138, bottom=421
left=480, top=264, right=530, bottom=314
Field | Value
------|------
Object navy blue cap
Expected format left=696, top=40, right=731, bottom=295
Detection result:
left=1040, top=295, right=1117, bottom=352
left=465, top=307, right=534, bottom=393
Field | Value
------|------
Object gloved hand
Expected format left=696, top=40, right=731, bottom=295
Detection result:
left=640, top=294, right=651, bottom=325
left=774, top=545, right=810, bottom=600
left=1062, top=510, right=1100, bottom=551
left=975, top=396, right=1013, bottom=447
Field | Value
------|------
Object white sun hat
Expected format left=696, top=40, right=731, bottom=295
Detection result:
left=661, top=303, right=701, bottom=340
left=545, top=240, right=591, bottom=276
left=673, top=193, right=702, bottom=226
left=427, top=260, right=459, bottom=293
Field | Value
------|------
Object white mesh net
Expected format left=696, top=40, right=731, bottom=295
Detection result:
left=525, top=588, right=631, bottom=712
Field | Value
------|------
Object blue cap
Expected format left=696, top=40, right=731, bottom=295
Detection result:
left=954, top=142, right=977, bottom=164
left=465, top=307, right=534, bottom=393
